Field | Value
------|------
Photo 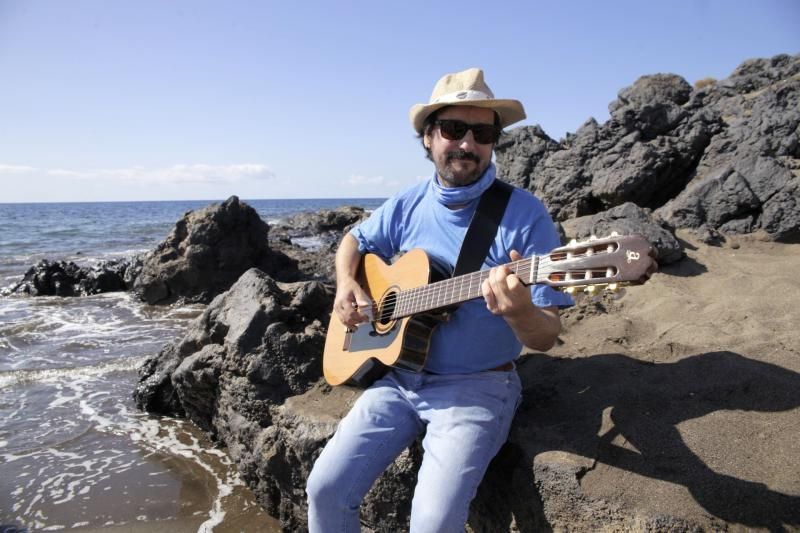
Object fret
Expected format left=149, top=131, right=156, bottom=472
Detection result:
left=425, top=283, right=432, bottom=313
left=467, top=271, right=473, bottom=300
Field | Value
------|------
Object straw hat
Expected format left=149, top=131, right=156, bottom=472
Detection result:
left=409, top=68, right=526, bottom=134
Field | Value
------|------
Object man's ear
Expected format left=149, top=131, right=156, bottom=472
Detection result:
left=423, top=133, right=431, bottom=149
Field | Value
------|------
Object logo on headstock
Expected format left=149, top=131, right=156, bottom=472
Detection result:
left=626, top=250, right=641, bottom=263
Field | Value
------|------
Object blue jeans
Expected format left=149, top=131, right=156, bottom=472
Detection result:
left=306, top=367, right=522, bottom=533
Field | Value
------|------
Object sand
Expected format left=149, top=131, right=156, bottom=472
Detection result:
left=529, top=229, right=800, bottom=530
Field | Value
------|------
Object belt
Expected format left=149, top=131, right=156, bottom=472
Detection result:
left=488, top=361, right=515, bottom=372
left=422, top=361, right=516, bottom=375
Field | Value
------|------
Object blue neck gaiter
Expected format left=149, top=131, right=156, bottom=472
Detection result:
left=430, top=163, right=496, bottom=207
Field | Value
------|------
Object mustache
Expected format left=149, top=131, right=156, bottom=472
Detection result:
left=445, top=150, right=480, bottom=164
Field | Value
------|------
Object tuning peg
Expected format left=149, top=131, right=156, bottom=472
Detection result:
left=610, top=231, right=619, bottom=237
left=564, top=287, right=577, bottom=295
left=589, top=235, right=598, bottom=241
left=584, top=285, right=598, bottom=295
left=607, top=283, right=619, bottom=292
left=569, top=238, right=578, bottom=246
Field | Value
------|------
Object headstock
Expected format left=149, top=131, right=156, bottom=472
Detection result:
left=536, top=233, right=658, bottom=294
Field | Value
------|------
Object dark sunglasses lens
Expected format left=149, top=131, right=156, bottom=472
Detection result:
left=437, top=120, right=498, bottom=144
left=472, top=125, right=499, bottom=144
left=438, top=120, right=467, bottom=141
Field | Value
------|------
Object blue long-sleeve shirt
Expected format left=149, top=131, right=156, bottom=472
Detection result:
left=350, top=169, right=573, bottom=374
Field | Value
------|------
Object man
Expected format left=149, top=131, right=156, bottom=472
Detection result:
left=306, top=68, right=573, bottom=532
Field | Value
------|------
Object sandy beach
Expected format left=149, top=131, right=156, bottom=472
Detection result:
left=531, top=230, right=800, bottom=528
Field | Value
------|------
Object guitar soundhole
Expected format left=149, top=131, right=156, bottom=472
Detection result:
left=374, top=288, right=399, bottom=334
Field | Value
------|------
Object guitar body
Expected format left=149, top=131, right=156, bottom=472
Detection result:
left=323, top=249, right=444, bottom=387
left=322, top=235, right=657, bottom=387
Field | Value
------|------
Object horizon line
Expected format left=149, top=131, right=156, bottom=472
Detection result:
left=0, top=196, right=389, bottom=206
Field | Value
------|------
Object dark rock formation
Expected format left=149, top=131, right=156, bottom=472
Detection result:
left=496, top=53, right=800, bottom=248
left=10, top=258, right=133, bottom=297
left=269, top=206, right=369, bottom=284
left=271, top=206, right=368, bottom=243
left=132, top=196, right=299, bottom=304
left=134, top=269, right=421, bottom=531
left=561, top=203, right=683, bottom=265
left=134, top=268, right=329, bottom=419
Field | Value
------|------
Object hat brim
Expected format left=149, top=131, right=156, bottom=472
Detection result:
left=409, top=98, right=526, bottom=134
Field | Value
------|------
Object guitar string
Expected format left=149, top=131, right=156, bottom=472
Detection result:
left=374, top=254, right=613, bottom=320
left=370, top=251, right=620, bottom=322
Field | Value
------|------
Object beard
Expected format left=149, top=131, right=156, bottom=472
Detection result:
left=435, top=150, right=489, bottom=187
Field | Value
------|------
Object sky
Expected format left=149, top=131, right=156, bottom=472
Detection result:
left=0, top=0, right=798, bottom=203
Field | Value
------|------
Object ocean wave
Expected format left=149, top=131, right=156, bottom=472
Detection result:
left=0, top=356, right=147, bottom=388
left=1, top=293, right=199, bottom=367
left=290, top=235, right=325, bottom=250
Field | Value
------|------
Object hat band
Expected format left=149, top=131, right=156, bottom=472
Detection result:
left=431, top=89, right=492, bottom=104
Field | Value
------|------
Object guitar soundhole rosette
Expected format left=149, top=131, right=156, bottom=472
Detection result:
left=374, top=288, right=399, bottom=334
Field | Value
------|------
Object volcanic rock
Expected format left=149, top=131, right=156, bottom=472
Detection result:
left=133, top=268, right=421, bottom=531
left=132, top=196, right=298, bottom=304
left=495, top=53, right=800, bottom=243
left=11, top=258, right=131, bottom=297
left=269, top=206, right=370, bottom=284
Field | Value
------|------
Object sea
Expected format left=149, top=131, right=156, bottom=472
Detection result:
left=0, top=198, right=385, bottom=532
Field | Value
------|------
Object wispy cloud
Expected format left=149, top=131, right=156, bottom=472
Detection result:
left=0, top=163, right=274, bottom=184
left=0, top=164, right=38, bottom=173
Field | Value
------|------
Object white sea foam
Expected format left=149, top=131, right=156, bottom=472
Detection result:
left=1, top=274, right=242, bottom=530
left=3, top=386, right=247, bottom=531
left=291, top=235, right=325, bottom=250
left=0, top=357, right=145, bottom=388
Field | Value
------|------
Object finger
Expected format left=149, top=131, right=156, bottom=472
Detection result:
left=354, top=298, right=372, bottom=310
left=336, top=300, right=361, bottom=327
left=491, top=266, right=525, bottom=314
left=490, top=265, right=512, bottom=297
left=505, top=273, right=523, bottom=291
left=509, top=249, right=523, bottom=261
left=481, top=278, right=498, bottom=313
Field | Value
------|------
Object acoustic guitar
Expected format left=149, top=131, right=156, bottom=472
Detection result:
left=323, top=234, right=657, bottom=387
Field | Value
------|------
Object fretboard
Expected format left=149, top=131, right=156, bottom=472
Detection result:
left=391, top=256, right=538, bottom=318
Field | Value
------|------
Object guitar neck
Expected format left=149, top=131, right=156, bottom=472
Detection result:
left=386, top=234, right=656, bottom=320
left=392, top=257, right=538, bottom=318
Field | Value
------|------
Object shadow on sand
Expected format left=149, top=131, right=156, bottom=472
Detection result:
left=475, top=350, right=800, bottom=532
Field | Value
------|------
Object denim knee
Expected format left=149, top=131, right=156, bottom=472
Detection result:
left=306, top=463, right=352, bottom=512
left=307, top=463, right=362, bottom=533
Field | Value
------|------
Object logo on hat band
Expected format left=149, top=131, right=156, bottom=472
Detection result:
left=432, top=89, right=492, bottom=104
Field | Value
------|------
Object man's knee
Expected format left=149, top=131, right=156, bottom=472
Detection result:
left=306, top=465, right=336, bottom=506
left=306, top=462, right=358, bottom=513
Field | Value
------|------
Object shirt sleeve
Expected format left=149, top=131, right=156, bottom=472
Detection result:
left=348, top=196, right=404, bottom=260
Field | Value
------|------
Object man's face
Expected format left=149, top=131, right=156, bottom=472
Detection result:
left=424, top=106, right=496, bottom=188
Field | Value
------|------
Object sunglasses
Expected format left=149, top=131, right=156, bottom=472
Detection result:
left=433, top=119, right=502, bottom=144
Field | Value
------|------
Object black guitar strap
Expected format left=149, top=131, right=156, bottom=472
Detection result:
left=452, top=179, right=514, bottom=277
